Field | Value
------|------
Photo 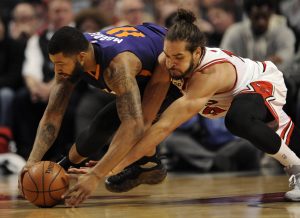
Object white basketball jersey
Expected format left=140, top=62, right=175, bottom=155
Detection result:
left=170, top=47, right=287, bottom=119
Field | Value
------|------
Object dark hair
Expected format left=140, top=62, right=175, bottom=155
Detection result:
left=166, top=9, right=206, bottom=52
left=165, top=11, right=177, bottom=28
left=244, top=0, right=274, bottom=15
left=48, top=26, right=89, bottom=56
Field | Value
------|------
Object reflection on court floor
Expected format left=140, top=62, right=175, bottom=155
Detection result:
left=0, top=172, right=297, bottom=218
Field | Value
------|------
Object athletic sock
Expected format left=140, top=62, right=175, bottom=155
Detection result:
left=57, top=156, right=82, bottom=171
left=269, top=140, right=300, bottom=166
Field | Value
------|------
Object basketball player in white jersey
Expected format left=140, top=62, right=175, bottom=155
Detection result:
left=103, top=9, right=300, bottom=202
left=65, top=9, right=300, bottom=206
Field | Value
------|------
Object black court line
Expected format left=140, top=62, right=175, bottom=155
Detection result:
left=74, top=192, right=287, bottom=208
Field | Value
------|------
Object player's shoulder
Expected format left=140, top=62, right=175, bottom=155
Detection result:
left=108, top=52, right=142, bottom=70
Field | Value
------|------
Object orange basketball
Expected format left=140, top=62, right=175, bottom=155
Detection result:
left=21, top=161, right=69, bottom=208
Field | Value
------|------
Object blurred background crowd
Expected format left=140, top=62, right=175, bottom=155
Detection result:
left=0, top=0, right=299, bottom=175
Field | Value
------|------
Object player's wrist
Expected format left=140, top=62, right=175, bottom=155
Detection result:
left=88, top=171, right=103, bottom=181
left=27, top=158, right=39, bottom=165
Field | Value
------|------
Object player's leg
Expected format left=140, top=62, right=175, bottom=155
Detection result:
left=281, top=124, right=300, bottom=201
left=225, top=92, right=300, bottom=201
left=59, top=100, right=120, bottom=170
left=105, top=83, right=182, bottom=192
left=225, top=93, right=300, bottom=165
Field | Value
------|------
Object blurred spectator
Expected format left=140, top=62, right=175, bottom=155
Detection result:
left=0, top=16, right=24, bottom=154
left=91, top=0, right=117, bottom=25
left=221, top=0, right=296, bottom=173
left=0, top=0, right=19, bottom=23
left=280, top=0, right=300, bottom=51
left=9, top=2, right=38, bottom=43
left=221, top=0, right=295, bottom=69
left=22, top=0, right=74, bottom=104
left=72, top=0, right=91, bottom=14
left=75, top=8, right=108, bottom=32
left=153, top=0, right=178, bottom=26
left=114, top=0, right=154, bottom=26
left=162, top=115, right=261, bottom=172
left=178, top=0, right=214, bottom=33
left=12, top=0, right=77, bottom=161
left=157, top=0, right=214, bottom=32
left=206, top=2, right=237, bottom=46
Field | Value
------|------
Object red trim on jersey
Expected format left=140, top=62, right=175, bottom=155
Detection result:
left=280, top=119, right=294, bottom=145
left=286, top=122, right=294, bottom=145
left=280, top=120, right=291, bottom=139
left=241, top=82, right=279, bottom=122
left=262, top=61, right=266, bottom=72
left=199, top=58, right=228, bottom=71
left=199, top=60, right=238, bottom=94
left=139, top=69, right=151, bottom=76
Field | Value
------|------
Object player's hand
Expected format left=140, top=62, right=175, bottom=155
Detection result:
left=67, top=167, right=89, bottom=174
left=67, top=160, right=99, bottom=174
left=18, top=162, right=36, bottom=197
left=85, top=160, right=98, bottom=167
left=62, top=172, right=101, bottom=207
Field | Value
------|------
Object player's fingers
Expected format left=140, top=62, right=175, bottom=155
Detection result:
left=68, top=168, right=89, bottom=174
left=74, top=192, right=86, bottom=207
left=86, top=160, right=98, bottom=167
left=65, top=173, right=78, bottom=180
left=18, top=168, right=29, bottom=197
left=62, top=185, right=78, bottom=199
left=68, top=189, right=84, bottom=207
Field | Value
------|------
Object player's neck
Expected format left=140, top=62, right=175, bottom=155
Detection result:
left=83, top=44, right=97, bottom=72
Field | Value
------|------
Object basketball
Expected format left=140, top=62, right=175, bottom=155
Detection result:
left=21, top=161, right=69, bottom=208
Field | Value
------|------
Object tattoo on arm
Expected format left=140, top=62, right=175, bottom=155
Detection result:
left=41, top=123, right=56, bottom=144
left=105, top=62, right=142, bottom=121
left=28, top=78, right=74, bottom=162
left=116, top=91, right=142, bottom=120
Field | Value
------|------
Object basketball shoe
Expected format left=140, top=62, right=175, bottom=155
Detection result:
left=105, top=154, right=167, bottom=192
left=285, top=165, right=300, bottom=201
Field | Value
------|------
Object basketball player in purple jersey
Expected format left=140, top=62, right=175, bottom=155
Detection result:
left=20, top=23, right=181, bottom=206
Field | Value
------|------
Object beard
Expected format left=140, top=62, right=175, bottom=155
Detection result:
left=169, top=59, right=196, bottom=80
left=69, top=61, right=84, bottom=83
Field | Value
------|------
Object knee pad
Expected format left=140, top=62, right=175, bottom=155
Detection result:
left=75, top=101, right=120, bottom=157
left=225, top=93, right=267, bottom=136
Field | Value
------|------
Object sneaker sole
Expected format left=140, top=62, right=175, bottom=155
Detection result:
left=285, top=193, right=300, bottom=202
left=105, top=168, right=167, bottom=193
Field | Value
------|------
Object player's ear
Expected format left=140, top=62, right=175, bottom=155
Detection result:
left=194, top=47, right=201, bottom=57
left=77, top=52, right=87, bottom=65
left=193, top=47, right=202, bottom=61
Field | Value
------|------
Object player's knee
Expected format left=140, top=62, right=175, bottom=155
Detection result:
left=225, top=110, right=242, bottom=134
left=225, top=93, right=266, bottom=135
left=75, top=127, right=108, bottom=157
left=225, top=108, right=250, bottom=136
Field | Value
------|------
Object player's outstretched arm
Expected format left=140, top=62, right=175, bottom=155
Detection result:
left=63, top=53, right=146, bottom=207
left=141, top=53, right=171, bottom=129
left=27, top=75, right=75, bottom=165
left=91, top=53, right=145, bottom=175
left=112, top=67, right=226, bottom=173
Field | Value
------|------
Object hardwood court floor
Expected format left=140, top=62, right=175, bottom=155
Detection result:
left=0, top=172, right=299, bottom=218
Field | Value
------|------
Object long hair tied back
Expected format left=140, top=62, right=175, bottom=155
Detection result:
left=174, top=9, right=196, bottom=24
left=166, top=9, right=206, bottom=52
